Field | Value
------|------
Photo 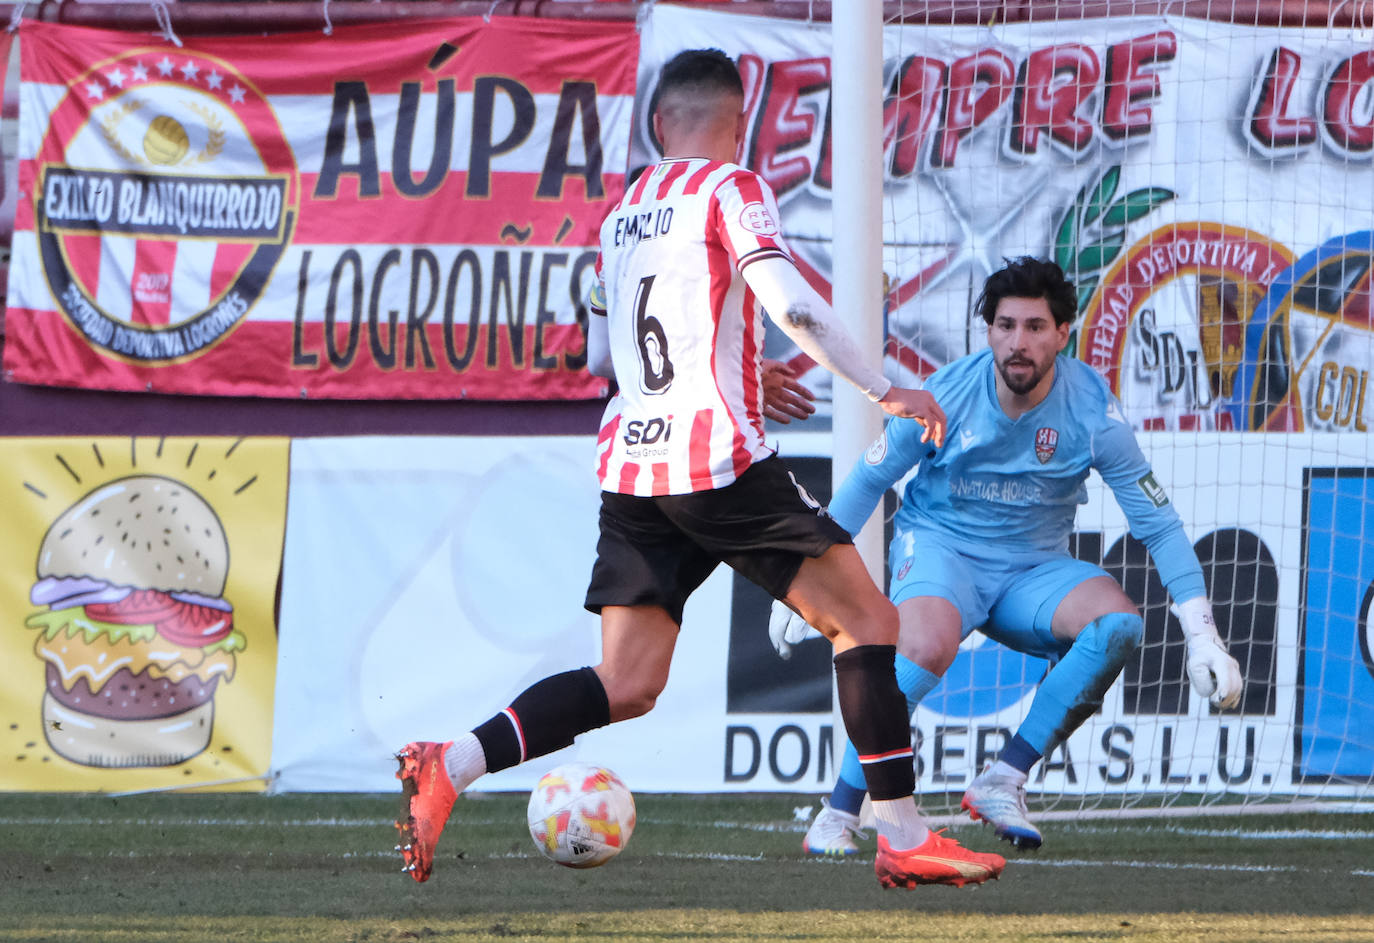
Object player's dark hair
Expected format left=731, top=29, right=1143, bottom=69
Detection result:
left=657, top=48, right=744, bottom=98
left=974, top=256, right=1078, bottom=326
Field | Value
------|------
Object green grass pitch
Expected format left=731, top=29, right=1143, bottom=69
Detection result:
left=1, top=791, right=1371, bottom=942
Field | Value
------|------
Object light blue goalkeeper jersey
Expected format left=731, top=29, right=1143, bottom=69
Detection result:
left=829, top=349, right=1206, bottom=601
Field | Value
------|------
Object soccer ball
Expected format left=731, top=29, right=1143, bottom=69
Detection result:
left=527, top=763, right=636, bottom=869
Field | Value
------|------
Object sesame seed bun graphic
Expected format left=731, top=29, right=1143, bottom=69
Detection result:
left=25, top=475, right=246, bottom=768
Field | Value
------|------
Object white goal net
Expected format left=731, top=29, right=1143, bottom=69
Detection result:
left=868, top=0, right=1374, bottom=816
left=634, top=0, right=1373, bottom=815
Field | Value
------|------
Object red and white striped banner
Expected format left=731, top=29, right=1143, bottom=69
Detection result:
left=4, top=18, right=637, bottom=399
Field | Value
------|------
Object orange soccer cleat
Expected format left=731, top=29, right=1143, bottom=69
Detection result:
left=874, top=830, right=1006, bottom=889
left=394, top=740, right=457, bottom=883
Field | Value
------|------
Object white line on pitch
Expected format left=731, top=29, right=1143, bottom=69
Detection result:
left=77, top=848, right=1374, bottom=878
left=1008, top=857, right=1299, bottom=873
left=1153, top=827, right=1374, bottom=840
left=0, top=817, right=393, bottom=827
left=5, top=816, right=1374, bottom=845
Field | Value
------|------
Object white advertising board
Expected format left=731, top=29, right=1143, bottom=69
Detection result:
left=271, top=433, right=1373, bottom=798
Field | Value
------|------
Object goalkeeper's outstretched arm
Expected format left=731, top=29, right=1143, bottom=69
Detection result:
left=1096, top=407, right=1244, bottom=710
left=1114, top=491, right=1244, bottom=711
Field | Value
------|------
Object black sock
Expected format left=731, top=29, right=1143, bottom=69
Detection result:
left=833, top=645, right=914, bottom=801
left=471, top=667, right=611, bottom=773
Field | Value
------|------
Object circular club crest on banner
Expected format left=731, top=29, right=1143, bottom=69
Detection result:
left=1078, top=223, right=1293, bottom=430
left=35, top=47, right=298, bottom=364
left=1224, top=231, right=1373, bottom=433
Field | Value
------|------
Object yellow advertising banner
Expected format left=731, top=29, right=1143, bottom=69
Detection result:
left=0, top=436, right=288, bottom=792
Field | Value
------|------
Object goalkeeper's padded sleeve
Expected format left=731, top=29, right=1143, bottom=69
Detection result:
left=741, top=255, right=893, bottom=403
left=1138, top=524, right=1207, bottom=604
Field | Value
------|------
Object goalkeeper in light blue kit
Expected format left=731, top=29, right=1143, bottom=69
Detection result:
left=772, top=257, right=1243, bottom=853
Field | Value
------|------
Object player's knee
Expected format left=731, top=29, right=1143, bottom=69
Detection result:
left=1086, top=611, right=1143, bottom=660
left=602, top=675, right=665, bottom=722
left=805, top=590, right=898, bottom=648
left=898, top=621, right=960, bottom=674
left=840, top=599, right=899, bottom=648
left=612, top=693, right=658, bottom=722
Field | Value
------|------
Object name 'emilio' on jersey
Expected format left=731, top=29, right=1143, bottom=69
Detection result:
left=590, top=158, right=793, bottom=496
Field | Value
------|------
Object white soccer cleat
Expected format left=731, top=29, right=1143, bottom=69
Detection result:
left=961, top=766, right=1043, bottom=851
left=802, top=798, right=867, bottom=857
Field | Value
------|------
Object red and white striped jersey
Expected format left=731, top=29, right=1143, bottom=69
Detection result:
left=590, top=158, right=794, bottom=496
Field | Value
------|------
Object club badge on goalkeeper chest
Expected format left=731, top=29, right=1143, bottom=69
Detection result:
left=1034, top=427, right=1058, bottom=463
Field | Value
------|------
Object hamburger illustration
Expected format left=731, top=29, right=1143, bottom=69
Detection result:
left=24, top=474, right=245, bottom=767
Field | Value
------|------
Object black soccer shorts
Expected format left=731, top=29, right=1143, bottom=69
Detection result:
left=584, top=455, right=852, bottom=625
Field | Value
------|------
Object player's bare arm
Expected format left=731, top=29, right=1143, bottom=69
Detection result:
left=742, top=256, right=948, bottom=442
left=585, top=308, right=613, bottom=379
left=741, top=258, right=886, bottom=397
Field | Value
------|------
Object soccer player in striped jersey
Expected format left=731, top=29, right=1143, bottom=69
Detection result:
left=773, top=257, right=1243, bottom=855
left=395, top=49, right=1005, bottom=890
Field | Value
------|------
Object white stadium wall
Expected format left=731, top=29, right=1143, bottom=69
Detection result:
left=269, top=432, right=1374, bottom=809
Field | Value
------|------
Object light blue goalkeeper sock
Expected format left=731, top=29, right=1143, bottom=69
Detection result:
left=828, top=655, right=940, bottom=817
left=1017, top=611, right=1143, bottom=756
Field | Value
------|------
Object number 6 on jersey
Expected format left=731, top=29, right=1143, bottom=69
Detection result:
left=633, top=275, right=674, bottom=394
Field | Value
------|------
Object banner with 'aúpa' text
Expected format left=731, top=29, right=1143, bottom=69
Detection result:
left=4, top=18, right=636, bottom=399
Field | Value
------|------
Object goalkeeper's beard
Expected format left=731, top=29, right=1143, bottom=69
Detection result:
left=996, top=354, right=1048, bottom=396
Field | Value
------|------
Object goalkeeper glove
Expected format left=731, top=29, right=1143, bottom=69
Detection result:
left=768, top=599, right=816, bottom=660
left=1174, top=596, right=1243, bottom=710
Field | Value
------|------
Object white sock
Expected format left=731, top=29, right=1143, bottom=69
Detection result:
left=442, top=734, right=487, bottom=794
left=869, top=797, right=930, bottom=850
left=989, top=759, right=1028, bottom=784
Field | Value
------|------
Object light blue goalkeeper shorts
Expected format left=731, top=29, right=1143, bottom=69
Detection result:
left=886, top=527, right=1111, bottom=659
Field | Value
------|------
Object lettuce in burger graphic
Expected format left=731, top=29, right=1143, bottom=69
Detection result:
left=24, top=474, right=245, bottom=767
